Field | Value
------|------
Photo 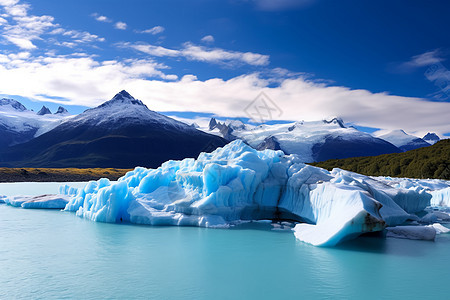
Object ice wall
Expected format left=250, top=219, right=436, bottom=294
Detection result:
left=431, top=188, right=450, bottom=207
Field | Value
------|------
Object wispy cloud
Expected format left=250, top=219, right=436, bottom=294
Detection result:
left=0, top=0, right=104, bottom=49
left=91, top=13, right=112, bottom=23
left=120, top=41, right=270, bottom=66
left=402, top=49, right=445, bottom=69
left=122, top=43, right=179, bottom=57
left=115, top=21, right=127, bottom=30
left=136, top=25, right=165, bottom=35
left=201, top=35, right=214, bottom=43
left=62, top=30, right=105, bottom=43
left=394, top=49, right=450, bottom=101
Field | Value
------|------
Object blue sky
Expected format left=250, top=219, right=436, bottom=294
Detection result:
left=0, top=0, right=449, bottom=136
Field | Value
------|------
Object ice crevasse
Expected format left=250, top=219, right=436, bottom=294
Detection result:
left=61, top=140, right=432, bottom=246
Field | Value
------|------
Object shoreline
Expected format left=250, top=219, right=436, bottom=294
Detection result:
left=0, top=168, right=132, bottom=182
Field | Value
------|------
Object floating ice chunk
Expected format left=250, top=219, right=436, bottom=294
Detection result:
left=20, top=194, right=70, bottom=209
left=0, top=195, right=6, bottom=204
left=291, top=186, right=385, bottom=246
left=386, top=226, right=436, bottom=241
left=431, top=223, right=450, bottom=234
left=3, top=195, right=29, bottom=207
left=421, top=211, right=450, bottom=223
left=2, top=194, right=70, bottom=209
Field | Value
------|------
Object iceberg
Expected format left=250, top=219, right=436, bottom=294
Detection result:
left=60, top=140, right=433, bottom=247
left=2, top=194, right=70, bottom=209
left=432, top=223, right=450, bottom=234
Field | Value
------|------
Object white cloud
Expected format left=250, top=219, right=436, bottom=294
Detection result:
left=122, top=41, right=270, bottom=66
left=182, top=42, right=269, bottom=66
left=0, top=54, right=178, bottom=104
left=0, top=0, right=104, bottom=49
left=120, top=42, right=179, bottom=57
left=401, top=49, right=445, bottom=69
left=0, top=0, right=19, bottom=5
left=115, top=21, right=127, bottom=30
left=63, top=30, right=105, bottom=43
left=409, top=50, right=444, bottom=67
left=201, top=35, right=214, bottom=43
left=137, top=25, right=165, bottom=35
left=5, top=36, right=35, bottom=49
left=3, top=1, right=28, bottom=16
left=91, top=13, right=111, bottom=23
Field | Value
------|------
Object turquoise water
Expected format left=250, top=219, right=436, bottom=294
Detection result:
left=1, top=183, right=450, bottom=299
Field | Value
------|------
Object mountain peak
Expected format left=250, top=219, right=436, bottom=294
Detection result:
left=98, top=90, right=147, bottom=109
left=55, top=106, right=69, bottom=115
left=0, top=98, right=27, bottom=111
left=37, top=106, right=51, bottom=115
left=112, top=90, right=133, bottom=101
left=423, top=132, right=440, bottom=145
left=423, top=132, right=440, bottom=141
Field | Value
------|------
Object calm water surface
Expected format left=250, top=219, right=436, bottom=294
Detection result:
left=1, top=183, right=450, bottom=299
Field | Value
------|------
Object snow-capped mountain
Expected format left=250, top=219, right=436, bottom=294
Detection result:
left=203, top=117, right=401, bottom=162
left=37, top=105, right=52, bottom=115
left=0, top=98, right=27, bottom=111
left=55, top=106, right=69, bottom=115
left=373, top=129, right=431, bottom=152
left=0, top=98, right=69, bottom=149
left=423, top=132, right=440, bottom=145
left=0, top=91, right=226, bottom=168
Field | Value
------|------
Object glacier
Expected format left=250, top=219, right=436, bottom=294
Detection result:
left=49, top=139, right=443, bottom=247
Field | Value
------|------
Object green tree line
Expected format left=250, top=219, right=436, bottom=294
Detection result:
left=312, top=139, right=450, bottom=179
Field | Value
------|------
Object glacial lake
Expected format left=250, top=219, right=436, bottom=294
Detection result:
left=1, top=182, right=450, bottom=299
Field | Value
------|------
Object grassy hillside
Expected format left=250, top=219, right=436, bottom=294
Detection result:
left=0, top=168, right=132, bottom=182
left=312, top=139, right=450, bottom=180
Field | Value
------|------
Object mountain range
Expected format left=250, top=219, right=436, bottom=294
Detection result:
left=201, top=117, right=440, bottom=162
left=0, top=98, right=69, bottom=150
left=0, top=91, right=442, bottom=168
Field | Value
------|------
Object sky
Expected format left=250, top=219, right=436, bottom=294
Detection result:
left=0, top=0, right=449, bottom=137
